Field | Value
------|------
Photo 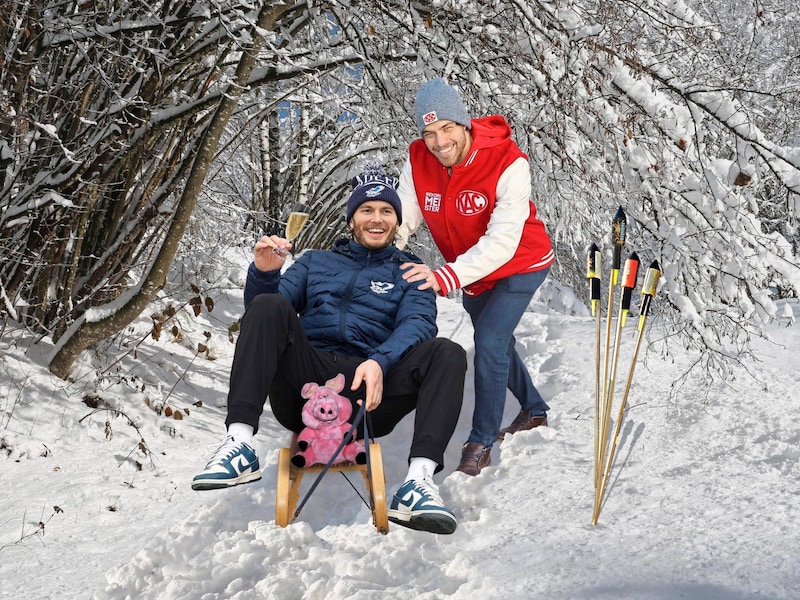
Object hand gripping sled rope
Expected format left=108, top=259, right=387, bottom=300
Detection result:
left=275, top=401, right=389, bottom=534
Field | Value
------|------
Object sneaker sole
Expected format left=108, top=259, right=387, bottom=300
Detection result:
left=387, top=510, right=457, bottom=535
left=191, top=470, right=262, bottom=491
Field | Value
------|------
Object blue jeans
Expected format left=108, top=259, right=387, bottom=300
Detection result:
left=462, top=268, right=550, bottom=447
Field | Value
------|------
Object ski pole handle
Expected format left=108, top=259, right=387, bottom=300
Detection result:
left=619, top=252, right=641, bottom=326
left=586, top=243, right=601, bottom=316
left=638, top=260, right=662, bottom=330
left=611, top=206, right=627, bottom=280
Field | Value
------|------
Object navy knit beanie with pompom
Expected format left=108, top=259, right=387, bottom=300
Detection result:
left=345, top=163, right=402, bottom=225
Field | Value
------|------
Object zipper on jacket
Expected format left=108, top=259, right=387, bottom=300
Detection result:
left=339, top=264, right=361, bottom=339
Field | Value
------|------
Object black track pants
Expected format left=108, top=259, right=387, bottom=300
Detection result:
left=225, top=293, right=466, bottom=470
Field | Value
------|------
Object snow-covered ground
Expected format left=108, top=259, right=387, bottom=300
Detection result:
left=1, top=266, right=798, bottom=599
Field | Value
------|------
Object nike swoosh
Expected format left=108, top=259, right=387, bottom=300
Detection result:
left=397, top=489, right=423, bottom=508
left=232, top=454, right=251, bottom=474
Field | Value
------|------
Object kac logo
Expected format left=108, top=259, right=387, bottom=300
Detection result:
left=455, top=190, right=488, bottom=215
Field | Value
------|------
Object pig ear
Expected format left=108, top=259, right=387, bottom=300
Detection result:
left=326, top=373, right=345, bottom=393
left=301, top=382, right=318, bottom=399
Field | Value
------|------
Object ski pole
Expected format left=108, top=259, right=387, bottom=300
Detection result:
left=586, top=243, right=602, bottom=489
left=598, top=207, right=626, bottom=489
left=595, top=251, right=639, bottom=516
left=593, top=260, right=660, bottom=525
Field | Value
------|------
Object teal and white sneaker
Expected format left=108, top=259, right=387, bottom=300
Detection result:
left=191, top=436, right=261, bottom=490
left=387, top=476, right=457, bottom=534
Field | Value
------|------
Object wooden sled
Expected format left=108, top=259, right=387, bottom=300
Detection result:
left=275, top=442, right=390, bottom=534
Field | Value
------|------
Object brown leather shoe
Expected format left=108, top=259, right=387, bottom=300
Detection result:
left=497, top=411, right=548, bottom=441
left=456, top=442, right=491, bottom=476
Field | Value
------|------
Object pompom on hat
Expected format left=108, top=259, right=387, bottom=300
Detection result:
left=345, top=163, right=402, bottom=225
left=414, top=77, right=472, bottom=133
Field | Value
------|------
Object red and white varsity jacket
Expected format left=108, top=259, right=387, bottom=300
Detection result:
left=397, top=115, right=554, bottom=296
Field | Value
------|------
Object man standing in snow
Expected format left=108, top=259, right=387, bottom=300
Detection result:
left=397, top=78, right=555, bottom=476
left=192, top=167, right=467, bottom=535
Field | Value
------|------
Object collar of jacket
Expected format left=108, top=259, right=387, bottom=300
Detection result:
left=333, top=238, right=401, bottom=262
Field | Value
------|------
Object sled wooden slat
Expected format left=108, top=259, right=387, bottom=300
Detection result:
left=275, top=444, right=389, bottom=534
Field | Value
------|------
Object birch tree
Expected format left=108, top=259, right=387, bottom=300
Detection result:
left=388, top=0, right=800, bottom=383
left=0, top=1, right=394, bottom=376
left=1, top=0, right=798, bottom=385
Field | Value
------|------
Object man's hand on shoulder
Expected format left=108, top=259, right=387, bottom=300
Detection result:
left=401, top=262, right=441, bottom=293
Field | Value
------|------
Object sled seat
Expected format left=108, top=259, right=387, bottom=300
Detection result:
left=275, top=443, right=389, bottom=534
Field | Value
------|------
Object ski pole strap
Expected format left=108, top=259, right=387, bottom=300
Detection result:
left=292, top=401, right=369, bottom=521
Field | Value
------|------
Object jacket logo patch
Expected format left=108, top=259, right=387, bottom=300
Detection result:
left=370, top=281, right=394, bottom=294
left=424, top=192, right=441, bottom=213
left=455, top=190, right=488, bottom=216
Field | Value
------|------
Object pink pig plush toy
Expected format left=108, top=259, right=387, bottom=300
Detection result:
left=291, top=373, right=366, bottom=468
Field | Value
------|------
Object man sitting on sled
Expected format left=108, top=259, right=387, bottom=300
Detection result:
left=192, top=166, right=467, bottom=535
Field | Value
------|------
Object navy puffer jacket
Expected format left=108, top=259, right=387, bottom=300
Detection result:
left=243, top=239, right=438, bottom=374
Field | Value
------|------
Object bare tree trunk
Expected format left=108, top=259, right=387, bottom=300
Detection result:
left=257, top=102, right=271, bottom=234
left=299, top=102, right=310, bottom=206
left=268, top=109, right=281, bottom=233
left=49, top=3, right=290, bottom=379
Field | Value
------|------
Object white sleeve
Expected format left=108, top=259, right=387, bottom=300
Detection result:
left=395, top=159, right=424, bottom=250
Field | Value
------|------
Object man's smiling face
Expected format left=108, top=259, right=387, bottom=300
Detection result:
left=349, top=200, right=398, bottom=250
left=421, top=120, right=472, bottom=168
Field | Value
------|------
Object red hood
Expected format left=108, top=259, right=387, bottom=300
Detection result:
left=468, top=115, right=513, bottom=150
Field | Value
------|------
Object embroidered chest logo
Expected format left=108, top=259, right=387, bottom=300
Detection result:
left=455, top=190, right=488, bottom=215
left=370, top=281, right=394, bottom=295
left=424, top=192, right=442, bottom=213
